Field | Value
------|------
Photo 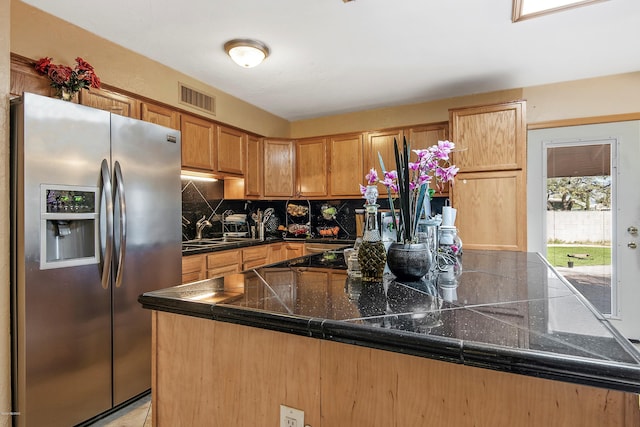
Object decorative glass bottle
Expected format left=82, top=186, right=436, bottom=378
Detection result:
left=357, top=185, right=386, bottom=283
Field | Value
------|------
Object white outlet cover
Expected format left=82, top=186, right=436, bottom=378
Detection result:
left=280, top=404, right=304, bottom=427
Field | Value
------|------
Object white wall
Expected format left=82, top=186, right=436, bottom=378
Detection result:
left=546, top=211, right=611, bottom=244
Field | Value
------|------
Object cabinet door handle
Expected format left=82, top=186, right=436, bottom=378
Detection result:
left=628, top=242, right=637, bottom=249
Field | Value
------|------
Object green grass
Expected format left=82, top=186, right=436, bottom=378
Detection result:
left=546, top=246, right=611, bottom=267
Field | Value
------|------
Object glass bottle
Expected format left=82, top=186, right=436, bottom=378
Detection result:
left=357, top=186, right=386, bottom=283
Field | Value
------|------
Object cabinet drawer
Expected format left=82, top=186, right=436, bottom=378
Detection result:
left=182, top=254, right=205, bottom=274
left=207, top=264, right=240, bottom=279
left=243, top=245, right=269, bottom=262
left=243, top=258, right=268, bottom=270
left=206, top=250, right=242, bottom=269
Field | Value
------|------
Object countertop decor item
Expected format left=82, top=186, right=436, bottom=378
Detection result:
left=34, top=56, right=101, bottom=100
left=357, top=172, right=386, bottom=283
left=378, top=137, right=458, bottom=244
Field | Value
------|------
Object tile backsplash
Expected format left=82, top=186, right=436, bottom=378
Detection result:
left=181, top=178, right=448, bottom=241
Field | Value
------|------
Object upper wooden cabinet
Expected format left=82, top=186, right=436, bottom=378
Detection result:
left=406, top=123, right=450, bottom=196
left=79, top=87, right=140, bottom=119
left=141, top=102, right=180, bottom=130
left=449, top=101, right=526, bottom=172
left=329, top=133, right=364, bottom=198
left=449, top=100, right=527, bottom=252
left=245, top=135, right=263, bottom=198
left=263, top=139, right=295, bottom=198
left=217, top=126, right=246, bottom=176
left=365, top=129, right=404, bottom=174
left=296, top=137, right=328, bottom=197
left=181, top=113, right=216, bottom=171
left=10, top=55, right=51, bottom=98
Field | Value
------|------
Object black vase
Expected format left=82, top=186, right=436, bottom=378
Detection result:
left=386, top=242, right=432, bottom=281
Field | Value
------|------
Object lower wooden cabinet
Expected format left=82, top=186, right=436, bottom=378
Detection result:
left=242, top=245, right=269, bottom=270
left=153, top=312, right=639, bottom=427
left=181, top=255, right=206, bottom=283
left=283, top=242, right=305, bottom=259
left=181, top=243, right=307, bottom=284
left=206, top=250, right=242, bottom=279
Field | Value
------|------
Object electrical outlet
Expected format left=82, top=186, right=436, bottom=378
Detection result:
left=280, top=404, right=304, bottom=427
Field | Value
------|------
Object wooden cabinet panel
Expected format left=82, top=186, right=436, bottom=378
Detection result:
left=296, top=137, right=328, bottom=197
left=449, top=101, right=526, bottom=172
left=366, top=129, right=404, bottom=172
left=141, top=102, right=180, bottom=130
left=406, top=123, right=450, bottom=196
left=329, top=133, right=364, bottom=197
left=206, top=249, right=242, bottom=278
left=263, top=139, right=294, bottom=198
left=182, top=254, right=205, bottom=283
left=245, top=136, right=263, bottom=197
left=242, top=245, right=269, bottom=270
left=181, top=114, right=216, bottom=171
left=217, top=125, right=246, bottom=175
left=79, top=87, right=140, bottom=118
left=10, top=55, right=51, bottom=97
left=284, top=242, right=305, bottom=259
left=268, top=242, right=285, bottom=264
left=452, top=170, right=526, bottom=251
left=366, top=129, right=404, bottom=193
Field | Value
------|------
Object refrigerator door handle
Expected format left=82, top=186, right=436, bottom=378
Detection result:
left=100, top=159, right=114, bottom=289
left=114, top=161, right=127, bottom=288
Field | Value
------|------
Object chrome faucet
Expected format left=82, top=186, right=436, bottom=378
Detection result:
left=195, top=215, right=212, bottom=239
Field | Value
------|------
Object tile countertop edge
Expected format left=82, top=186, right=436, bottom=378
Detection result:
left=138, top=295, right=640, bottom=394
left=462, top=340, right=640, bottom=394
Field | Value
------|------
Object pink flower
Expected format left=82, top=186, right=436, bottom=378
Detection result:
left=365, top=168, right=378, bottom=185
left=359, top=184, right=367, bottom=195
left=436, top=165, right=460, bottom=182
left=384, top=170, right=398, bottom=180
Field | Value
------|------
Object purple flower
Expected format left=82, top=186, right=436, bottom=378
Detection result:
left=365, top=168, right=378, bottom=185
left=436, top=165, right=460, bottom=182
left=359, top=184, right=367, bottom=196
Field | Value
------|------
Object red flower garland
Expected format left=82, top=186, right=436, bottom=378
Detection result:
left=35, top=57, right=101, bottom=98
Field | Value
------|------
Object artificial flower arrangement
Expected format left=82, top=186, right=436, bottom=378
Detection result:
left=34, top=57, right=101, bottom=99
left=361, top=137, right=458, bottom=244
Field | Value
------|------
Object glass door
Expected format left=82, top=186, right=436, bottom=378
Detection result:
left=544, top=141, right=613, bottom=315
left=530, top=121, right=640, bottom=340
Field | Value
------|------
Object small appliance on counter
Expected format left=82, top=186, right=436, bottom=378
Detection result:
left=222, top=210, right=249, bottom=237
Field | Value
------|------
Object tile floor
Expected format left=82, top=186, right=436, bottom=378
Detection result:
left=86, top=394, right=152, bottom=427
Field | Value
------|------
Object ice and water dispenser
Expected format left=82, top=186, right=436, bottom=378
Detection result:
left=40, top=185, right=100, bottom=269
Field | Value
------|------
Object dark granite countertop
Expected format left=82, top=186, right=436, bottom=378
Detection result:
left=181, top=237, right=354, bottom=256
left=140, top=249, right=640, bottom=393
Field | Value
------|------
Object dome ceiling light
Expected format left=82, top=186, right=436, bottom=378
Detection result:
left=224, top=39, right=270, bottom=68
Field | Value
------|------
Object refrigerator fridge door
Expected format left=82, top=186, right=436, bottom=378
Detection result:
left=12, top=93, right=113, bottom=426
left=110, top=114, right=182, bottom=405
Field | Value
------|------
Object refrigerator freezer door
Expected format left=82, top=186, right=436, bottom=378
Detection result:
left=13, top=93, right=112, bottom=427
left=110, top=114, right=182, bottom=405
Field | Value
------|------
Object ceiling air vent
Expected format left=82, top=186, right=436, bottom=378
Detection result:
left=179, top=83, right=216, bottom=116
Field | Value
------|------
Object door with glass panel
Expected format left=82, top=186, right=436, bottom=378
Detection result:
left=532, top=121, right=640, bottom=340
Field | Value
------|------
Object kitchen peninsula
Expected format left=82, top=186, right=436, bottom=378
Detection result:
left=140, top=250, right=640, bottom=426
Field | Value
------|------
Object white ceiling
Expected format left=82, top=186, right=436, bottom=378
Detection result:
left=22, top=0, right=640, bottom=121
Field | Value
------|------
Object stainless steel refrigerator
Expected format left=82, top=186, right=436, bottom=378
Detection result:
left=10, top=92, right=182, bottom=427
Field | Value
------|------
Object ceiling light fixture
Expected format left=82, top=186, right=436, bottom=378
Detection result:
left=224, top=39, right=270, bottom=68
